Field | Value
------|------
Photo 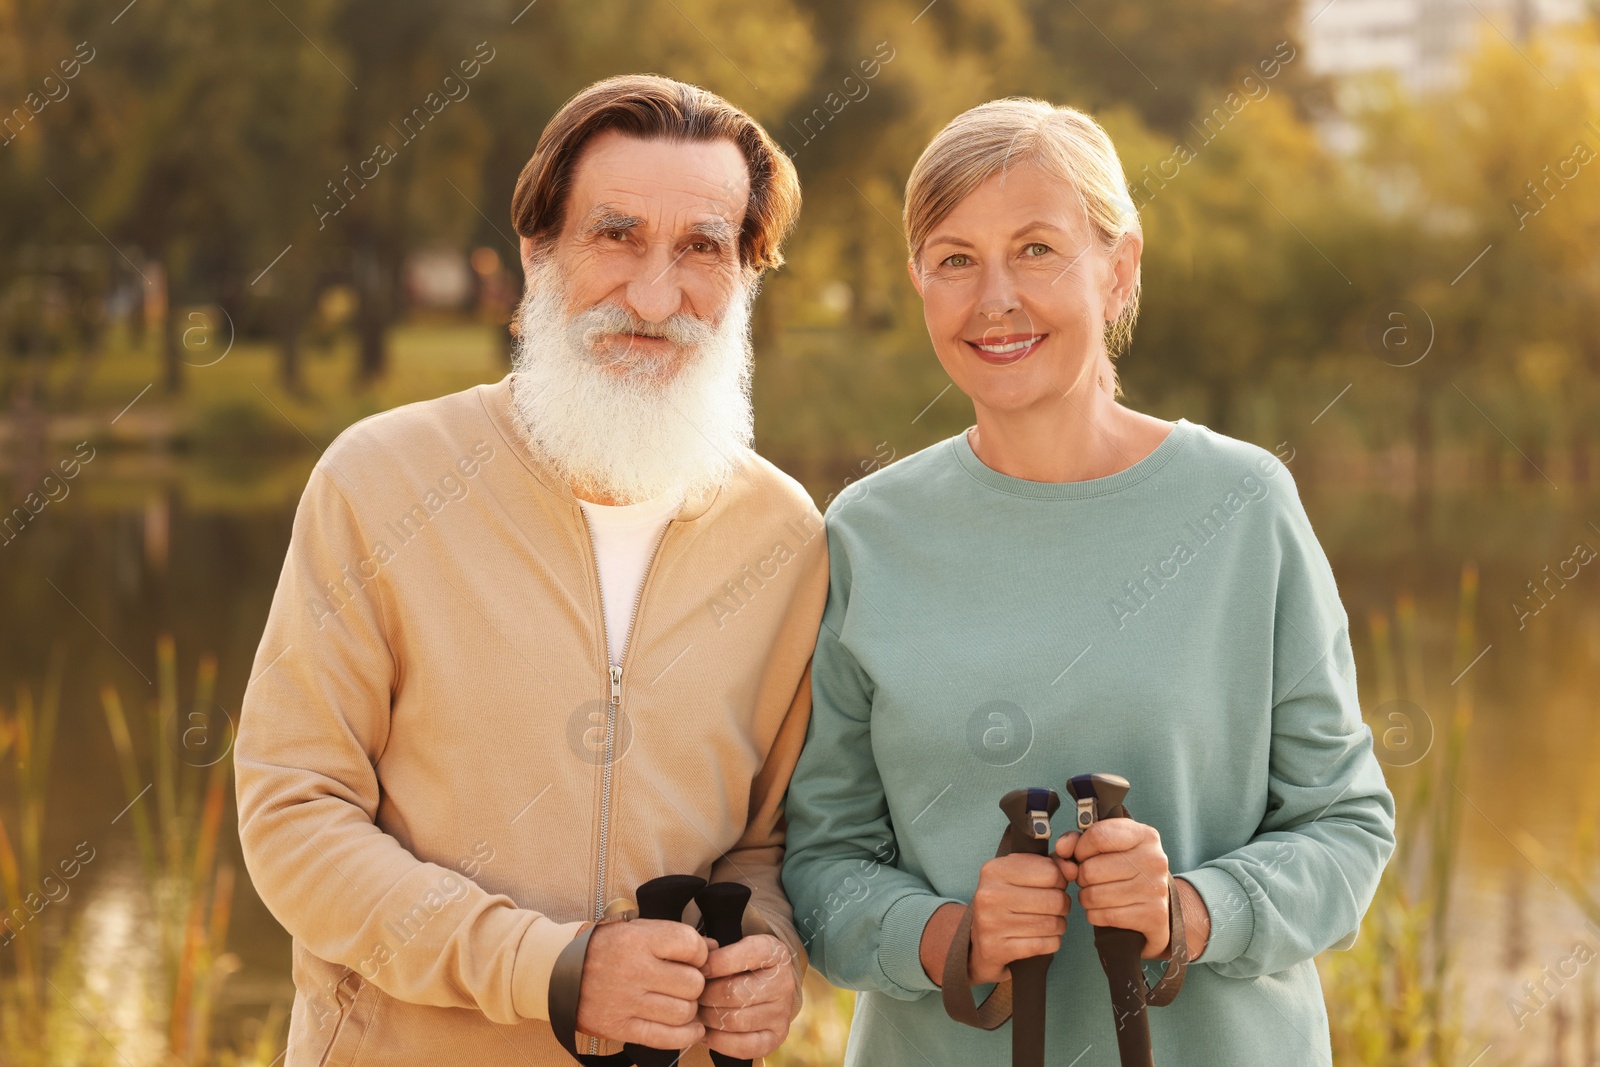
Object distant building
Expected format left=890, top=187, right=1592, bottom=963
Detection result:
left=1300, top=0, right=1589, bottom=152
left=1301, top=0, right=1587, bottom=92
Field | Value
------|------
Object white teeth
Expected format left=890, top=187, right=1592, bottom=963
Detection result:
left=974, top=336, right=1041, bottom=354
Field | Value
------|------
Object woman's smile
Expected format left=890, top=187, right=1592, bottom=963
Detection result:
left=967, top=332, right=1048, bottom=365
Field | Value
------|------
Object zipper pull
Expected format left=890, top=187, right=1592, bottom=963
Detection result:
left=609, top=663, right=622, bottom=706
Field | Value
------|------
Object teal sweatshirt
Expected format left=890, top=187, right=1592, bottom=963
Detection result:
left=780, top=419, right=1397, bottom=1067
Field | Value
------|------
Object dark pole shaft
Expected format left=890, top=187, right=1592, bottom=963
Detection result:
left=1094, top=925, right=1154, bottom=1067
left=998, top=787, right=1059, bottom=1067
left=1010, top=954, right=1051, bottom=1064
left=1066, top=773, right=1156, bottom=1067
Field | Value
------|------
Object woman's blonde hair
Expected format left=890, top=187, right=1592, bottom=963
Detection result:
left=903, top=98, right=1141, bottom=394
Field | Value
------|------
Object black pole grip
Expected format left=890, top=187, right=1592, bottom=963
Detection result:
left=626, top=875, right=707, bottom=1067
left=695, top=881, right=749, bottom=949
left=997, top=788, right=1059, bottom=1067
left=999, top=788, right=1059, bottom=851
left=695, top=882, right=753, bottom=1067
left=635, top=875, right=708, bottom=921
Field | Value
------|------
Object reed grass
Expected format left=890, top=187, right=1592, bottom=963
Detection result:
left=1514, top=675, right=1600, bottom=1067
left=0, top=647, right=63, bottom=1055
left=0, top=637, right=282, bottom=1066
left=1316, top=566, right=1481, bottom=1066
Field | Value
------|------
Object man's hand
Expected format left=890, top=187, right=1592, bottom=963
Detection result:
left=696, top=933, right=795, bottom=1059
left=967, top=852, right=1071, bottom=984
left=575, top=919, right=710, bottom=1047
left=1054, top=818, right=1173, bottom=959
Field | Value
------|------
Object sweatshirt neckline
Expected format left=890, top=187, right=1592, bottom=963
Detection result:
left=950, top=418, right=1196, bottom=500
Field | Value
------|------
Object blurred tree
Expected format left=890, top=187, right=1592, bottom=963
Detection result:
left=2, top=0, right=1595, bottom=486
left=222, top=0, right=346, bottom=394
left=320, top=0, right=502, bottom=382
left=1022, top=0, right=1322, bottom=135
left=1116, top=91, right=1378, bottom=434
left=74, top=0, right=256, bottom=394
left=1351, top=18, right=1600, bottom=494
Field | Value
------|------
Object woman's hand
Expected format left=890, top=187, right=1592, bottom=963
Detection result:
left=1054, top=818, right=1174, bottom=960
left=966, top=852, right=1071, bottom=984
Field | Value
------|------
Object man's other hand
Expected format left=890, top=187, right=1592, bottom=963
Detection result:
left=697, top=933, right=795, bottom=1059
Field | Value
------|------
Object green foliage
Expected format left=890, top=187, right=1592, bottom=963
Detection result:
left=11, top=1, right=1591, bottom=455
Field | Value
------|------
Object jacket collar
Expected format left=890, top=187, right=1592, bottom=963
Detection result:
left=478, top=373, right=726, bottom=523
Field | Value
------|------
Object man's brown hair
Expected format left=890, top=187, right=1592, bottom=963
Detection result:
left=510, top=74, right=801, bottom=275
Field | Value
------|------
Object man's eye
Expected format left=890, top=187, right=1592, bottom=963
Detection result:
left=604, top=230, right=626, bottom=241
left=1023, top=243, right=1050, bottom=257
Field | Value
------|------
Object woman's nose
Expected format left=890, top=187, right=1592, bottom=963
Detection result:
left=977, top=299, right=1018, bottom=319
left=976, top=265, right=1021, bottom=318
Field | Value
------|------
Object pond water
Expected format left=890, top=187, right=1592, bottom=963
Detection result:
left=2, top=431, right=1597, bottom=1063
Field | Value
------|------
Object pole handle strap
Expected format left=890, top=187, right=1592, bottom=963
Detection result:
left=1145, top=871, right=1188, bottom=1007
left=551, top=914, right=641, bottom=1066
left=940, top=823, right=1020, bottom=1029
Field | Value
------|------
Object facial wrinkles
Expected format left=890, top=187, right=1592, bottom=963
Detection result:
left=564, top=199, right=744, bottom=323
left=570, top=154, right=748, bottom=280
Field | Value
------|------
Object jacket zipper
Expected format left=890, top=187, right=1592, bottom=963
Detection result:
left=582, top=511, right=668, bottom=1055
left=577, top=508, right=672, bottom=1053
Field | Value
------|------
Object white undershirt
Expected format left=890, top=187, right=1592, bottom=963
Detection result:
left=577, top=494, right=680, bottom=667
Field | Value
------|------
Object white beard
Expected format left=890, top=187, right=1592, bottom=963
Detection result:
left=508, top=257, right=756, bottom=505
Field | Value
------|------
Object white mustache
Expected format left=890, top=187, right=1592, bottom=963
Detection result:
left=573, top=302, right=717, bottom=352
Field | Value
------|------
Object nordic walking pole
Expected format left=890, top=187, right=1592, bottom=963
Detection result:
left=625, top=874, right=708, bottom=1067
left=694, top=881, right=754, bottom=1067
left=997, top=787, right=1061, bottom=1067
left=1065, top=773, right=1154, bottom=1067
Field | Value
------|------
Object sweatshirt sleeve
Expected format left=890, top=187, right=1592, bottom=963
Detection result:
left=234, top=462, right=584, bottom=1025
left=1174, top=472, right=1397, bottom=978
left=707, top=657, right=816, bottom=1022
left=781, top=529, right=964, bottom=1001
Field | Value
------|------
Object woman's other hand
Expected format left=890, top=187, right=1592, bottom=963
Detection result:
left=963, top=852, right=1071, bottom=984
left=1054, top=819, right=1174, bottom=959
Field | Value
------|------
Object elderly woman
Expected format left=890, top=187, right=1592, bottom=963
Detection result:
left=780, top=98, right=1397, bottom=1066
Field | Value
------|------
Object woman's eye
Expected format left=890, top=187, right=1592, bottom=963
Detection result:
left=941, top=253, right=971, bottom=268
left=1023, top=242, right=1050, bottom=257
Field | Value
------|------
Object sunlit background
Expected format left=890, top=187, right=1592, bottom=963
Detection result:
left=2, top=0, right=1599, bottom=1064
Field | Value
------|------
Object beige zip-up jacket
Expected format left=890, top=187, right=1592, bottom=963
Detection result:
left=235, top=374, right=828, bottom=1066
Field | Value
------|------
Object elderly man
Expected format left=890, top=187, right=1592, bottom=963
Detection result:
left=235, top=74, right=826, bottom=1066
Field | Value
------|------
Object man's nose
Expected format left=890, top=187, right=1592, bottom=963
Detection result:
left=623, top=243, right=689, bottom=323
